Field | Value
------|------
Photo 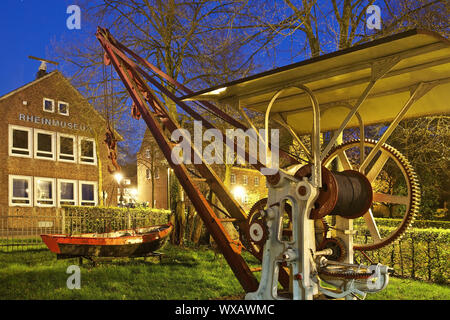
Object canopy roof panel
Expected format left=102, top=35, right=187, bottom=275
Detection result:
left=182, top=29, right=450, bottom=134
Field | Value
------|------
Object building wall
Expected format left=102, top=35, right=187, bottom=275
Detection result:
left=0, top=71, right=117, bottom=218
left=229, top=166, right=268, bottom=211
left=137, top=163, right=169, bottom=209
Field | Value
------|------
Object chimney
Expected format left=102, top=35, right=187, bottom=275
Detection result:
left=36, top=61, right=48, bottom=79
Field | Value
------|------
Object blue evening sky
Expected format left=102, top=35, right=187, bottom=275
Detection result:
left=0, top=0, right=78, bottom=97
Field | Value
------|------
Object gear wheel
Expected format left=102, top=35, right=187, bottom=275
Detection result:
left=318, top=238, right=346, bottom=262
left=240, top=198, right=268, bottom=260
left=241, top=198, right=329, bottom=260
left=319, top=265, right=374, bottom=280
left=323, top=139, right=420, bottom=251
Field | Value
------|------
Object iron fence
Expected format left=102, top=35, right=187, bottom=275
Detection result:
left=0, top=207, right=63, bottom=252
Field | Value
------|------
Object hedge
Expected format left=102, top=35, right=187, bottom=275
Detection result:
left=62, top=206, right=171, bottom=234
left=354, top=218, right=450, bottom=229
left=355, top=226, right=450, bottom=284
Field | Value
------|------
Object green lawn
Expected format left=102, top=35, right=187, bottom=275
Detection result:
left=0, top=244, right=448, bottom=300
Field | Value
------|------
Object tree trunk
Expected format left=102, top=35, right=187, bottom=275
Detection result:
left=192, top=213, right=204, bottom=245
left=187, top=205, right=196, bottom=241
left=96, top=141, right=104, bottom=206
left=151, top=161, right=155, bottom=208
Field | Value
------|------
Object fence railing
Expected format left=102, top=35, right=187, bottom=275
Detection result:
left=0, top=206, right=171, bottom=252
left=0, top=207, right=64, bottom=252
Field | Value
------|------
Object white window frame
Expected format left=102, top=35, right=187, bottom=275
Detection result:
left=145, top=149, right=151, bottom=159
left=57, top=101, right=69, bottom=116
left=57, top=179, right=78, bottom=207
left=155, top=167, right=160, bottom=179
left=243, top=175, right=248, bottom=185
left=254, top=176, right=260, bottom=186
left=57, top=133, right=77, bottom=163
left=9, top=175, right=33, bottom=207
left=34, top=129, right=56, bottom=160
left=230, top=174, right=236, bottom=184
left=78, top=137, right=97, bottom=165
left=9, top=125, right=33, bottom=158
left=34, top=177, right=56, bottom=207
left=79, top=181, right=98, bottom=206
left=43, top=98, right=55, bottom=113
left=145, top=168, right=151, bottom=180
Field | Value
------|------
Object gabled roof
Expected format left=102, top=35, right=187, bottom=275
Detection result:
left=0, top=70, right=123, bottom=140
left=0, top=71, right=56, bottom=101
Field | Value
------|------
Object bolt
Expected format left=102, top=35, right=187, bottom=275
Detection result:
left=266, top=173, right=280, bottom=185
left=298, top=186, right=307, bottom=196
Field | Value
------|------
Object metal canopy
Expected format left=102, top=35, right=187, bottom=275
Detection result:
left=182, top=29, right=450, bottom=134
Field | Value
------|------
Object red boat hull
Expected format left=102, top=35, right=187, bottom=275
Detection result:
left=41, top=223, right=173, bottom=257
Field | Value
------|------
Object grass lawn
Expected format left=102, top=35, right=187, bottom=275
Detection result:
left=0, top=244, right=448, bottom=300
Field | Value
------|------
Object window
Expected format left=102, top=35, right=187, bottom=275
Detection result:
left=58, top=101, right=69, bottom=116
left=34, top=129, right=55, bottom=160
left=79, top=181, right=97, bottom=206
left=146, top=168, right=151, bottom=180
left=9, top=125, right=32, bottom=157
left=243, top=175, right=248, bottom=185
left=79, top=137, right=96, bottom=165
left=155, top=168, right=160, bottom=179
left=230, top=174, right=236, bottom=184
left=43, top=98, right=54, bottom=112
left=9, top=175, right=32, bottom=206
left=254, top=176, right=260, bottom=186
left=34, top=177, right=56, bottom=207
left=145, top=149, right=151, bottom=159
left=57, top=133, right=76, bottom=162
left=58, top=179, right=77, bottom=206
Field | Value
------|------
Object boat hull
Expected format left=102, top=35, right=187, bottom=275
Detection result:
left=41, top=223, right=172, bottom=258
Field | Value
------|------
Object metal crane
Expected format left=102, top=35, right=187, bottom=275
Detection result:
left=96, top=28, right=450, bottom=300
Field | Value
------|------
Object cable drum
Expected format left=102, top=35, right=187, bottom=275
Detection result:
left=295, top=165, right=372, bottom=219
left=330, top=170, right=373, bottom=219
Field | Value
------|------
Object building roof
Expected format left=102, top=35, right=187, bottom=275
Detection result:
left=0, top=70, right=124, bottom=140
left=183, top=29, right=450, bottom=134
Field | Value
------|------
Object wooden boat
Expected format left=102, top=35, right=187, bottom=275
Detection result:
left=41, top=223, right=173, bottom=258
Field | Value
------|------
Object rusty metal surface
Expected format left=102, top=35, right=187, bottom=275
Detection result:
left=96, top=27, right=260, bottom=292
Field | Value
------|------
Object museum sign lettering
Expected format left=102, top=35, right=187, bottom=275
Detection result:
left=18, top=113, right=91, bottom=131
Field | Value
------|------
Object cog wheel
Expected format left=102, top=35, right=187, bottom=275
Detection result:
left=318, top=238, right=346, bottom=262
left=319, top=265, right=374, bottom=280
left=323, top=139, right=420, bottom=251
left=240, top=198, right=268, bottom=260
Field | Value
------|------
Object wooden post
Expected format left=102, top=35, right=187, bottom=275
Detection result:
left=61, top=208, right=66, bottom=234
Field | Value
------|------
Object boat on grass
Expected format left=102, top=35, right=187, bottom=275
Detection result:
left=41, top=223, right=173, bottom=258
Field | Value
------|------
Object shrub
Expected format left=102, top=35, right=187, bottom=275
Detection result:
left=355, top=226, right=450, bottom=284
left=62, top=206, right=171, bottom=234
left=354, top=218, right=450, bottom=229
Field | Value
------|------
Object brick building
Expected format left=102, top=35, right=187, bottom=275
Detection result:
left=0, top=69, right=120, bottom=221
left=137, top=130, right=267, bottom=211
left=136, top=130, right=170, bottom=209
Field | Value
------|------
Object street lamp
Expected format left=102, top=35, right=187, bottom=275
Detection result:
left=232, top=185, right=246, bottom=204
left=114, top=172, right=123, bottom=185
left=114, top=172, right=124, bottom=206
left=130, top=188, right=138, bottom=203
